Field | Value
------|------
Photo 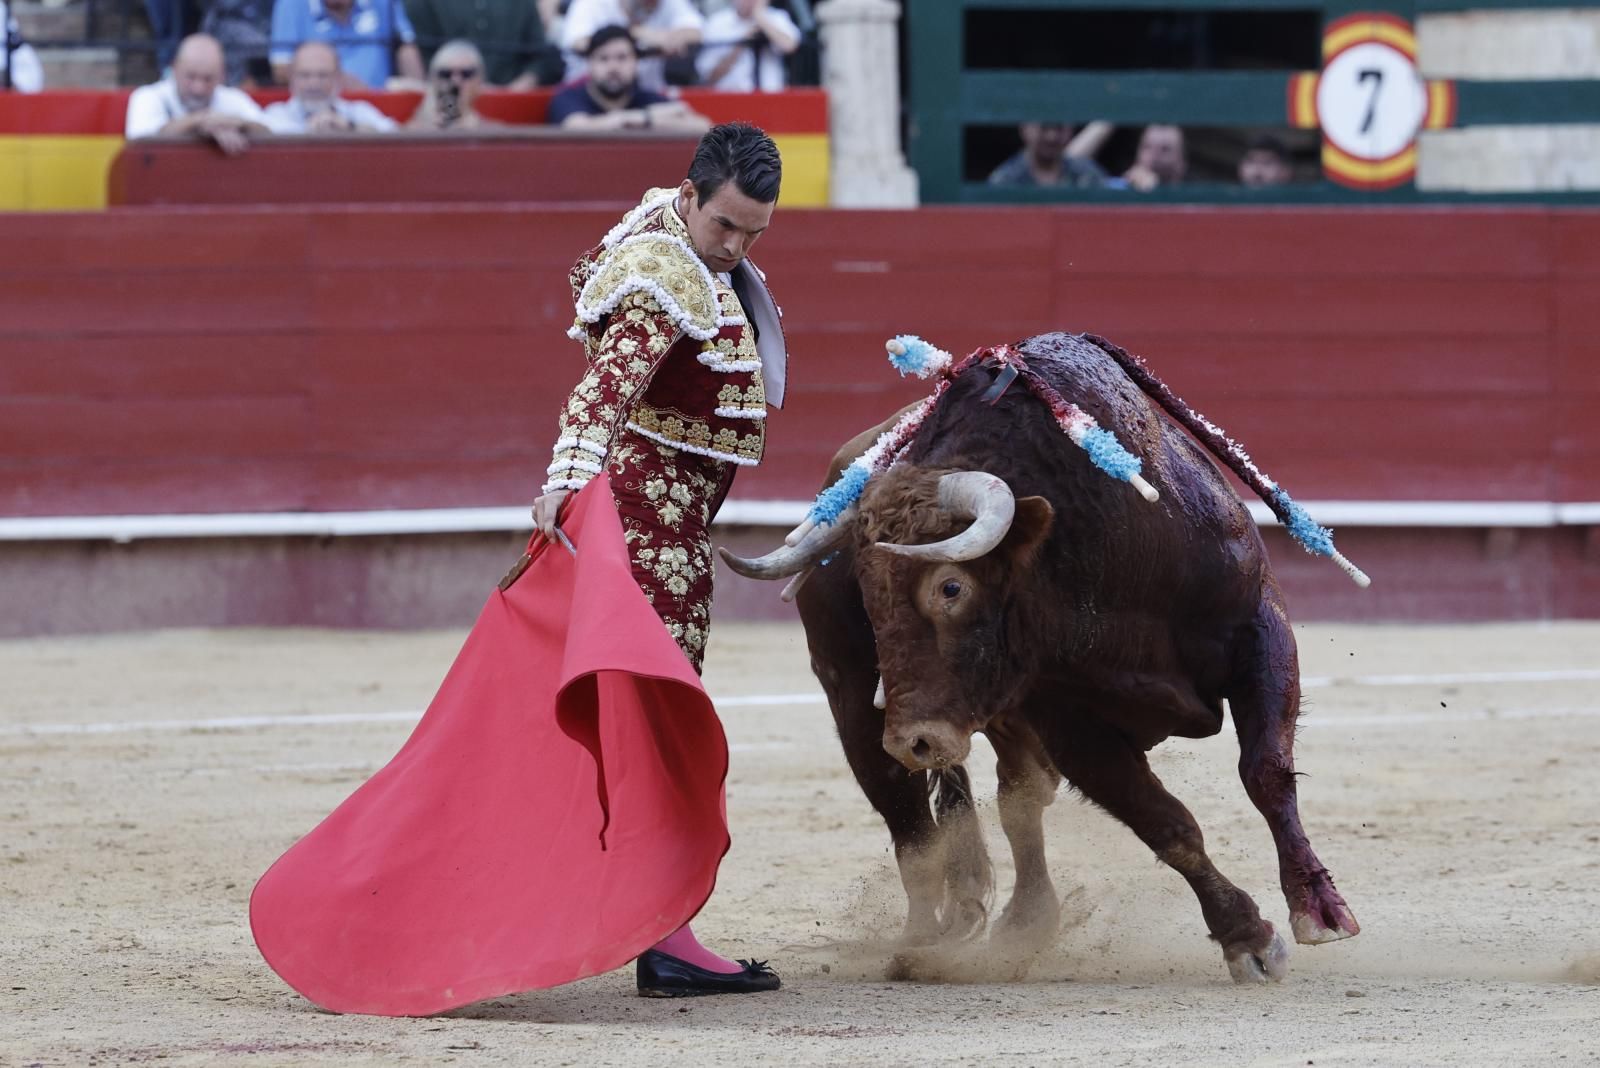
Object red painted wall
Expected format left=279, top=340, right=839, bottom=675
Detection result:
left=2, top=204, right=1595, bottom=520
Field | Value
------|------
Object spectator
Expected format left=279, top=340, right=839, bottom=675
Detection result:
left=1123, top=124, right=1186, bottom=191
left=696, top=0, right=799, bottom=93
left=1, top=0, right=44, bottom=92
left=144, top=0, right=200, bottom=73
left=406, top=38, right=496, bottom=130
left=536, top=0, right=562, bottom=35
left=200, top=0, right=273, bottom=85
left=561, top=0, right=703, bottom=91
left=125, top=33, right=271, bottom=156
left=988, top=122, right=1107, bottom=188
left=405, top=0, right=561, bottom=88
left=263, top=40, right=398, bottom=132
left=547, top=24, right=710, bottom=133
left=1238, top=134, right=1293, bottom=188
left=269, top=0, right=425, bottom=89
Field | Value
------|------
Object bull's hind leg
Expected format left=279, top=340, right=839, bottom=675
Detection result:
left=987, top=721, right=1062, bottom=952
left=1045, top=712, right=1288, bottom=983
left=1230, top=591, right=1359, bottom=946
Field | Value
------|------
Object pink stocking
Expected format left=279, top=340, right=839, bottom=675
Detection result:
left=650, top=922, right=743, bottom=974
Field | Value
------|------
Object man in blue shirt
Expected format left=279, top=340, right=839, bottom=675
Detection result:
left=546, top=24, right=707, bottom=133
left=270, top=0, right=425, bottom=88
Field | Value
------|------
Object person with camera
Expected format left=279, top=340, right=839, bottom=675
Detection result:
left=263, top=41, right=398, bottom=133
left=546, top=25, right=708, bottom=134
left=405, top=39, right=496, bottom=130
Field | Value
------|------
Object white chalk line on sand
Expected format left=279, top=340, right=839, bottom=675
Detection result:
left=2, top=667, right=1596, bottom=739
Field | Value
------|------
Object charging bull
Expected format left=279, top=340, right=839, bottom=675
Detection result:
left=721, top=331, right=1359, bottom=983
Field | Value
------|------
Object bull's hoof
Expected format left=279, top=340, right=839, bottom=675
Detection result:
left=1225, top=926, right=1289, bottom=984
left=1291, top=906, right=1360, bottom=945
left=993, top=890, right=1061, bottom=949
left=939, top=897, right=989, bottom=943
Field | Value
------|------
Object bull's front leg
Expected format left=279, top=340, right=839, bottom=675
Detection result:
left=986, top=720, right=1062, bottom=958
left=816, top=657, right=947, bottom=945
left=1230, top=591, right=1360, bottom=945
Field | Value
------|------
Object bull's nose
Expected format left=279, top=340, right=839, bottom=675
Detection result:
left=882, top=720, right=972, bottom=771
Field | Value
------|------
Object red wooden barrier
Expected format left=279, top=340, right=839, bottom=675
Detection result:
left=108, top=133, right=703, bottom=207
left=2, top=204, right=1595, bottom=518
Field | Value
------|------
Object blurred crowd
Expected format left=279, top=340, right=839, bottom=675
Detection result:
left=119, top=0, right=807, bottom=149
left=121, top=0, right=811, bottom=94
left=988, top=122, right=1301, bottom=192
left=5, top=0, right=1314, bottom=189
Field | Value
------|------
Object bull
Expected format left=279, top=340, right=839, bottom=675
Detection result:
left=721, top=331, right=1360, bottom=983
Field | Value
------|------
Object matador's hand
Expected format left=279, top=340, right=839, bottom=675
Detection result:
left=531, top=489, right=572, bottom=540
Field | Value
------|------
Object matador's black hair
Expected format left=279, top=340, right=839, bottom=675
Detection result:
left=687, top=121, right=781, bottom=205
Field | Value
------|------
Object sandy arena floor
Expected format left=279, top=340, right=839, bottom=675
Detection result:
left=2, top=619, right=1598, bottom=1067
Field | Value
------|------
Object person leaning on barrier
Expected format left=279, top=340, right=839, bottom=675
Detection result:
left=1238, top=134, right=1293, bottom=188
left=405, top=38, right=497, bottom=130
left=988, top=122, right=1108, bottom=189
left=125, top=34, right=272, bottom=157
left=263, top=41, right=398, bottom=133
left=268, top=0, right=425, bottom=90
left=547, top=25, right=709, bottom=134
left=695, top=0, right=799, bottom=93
left=1123, top=123, right=1187, bottom=192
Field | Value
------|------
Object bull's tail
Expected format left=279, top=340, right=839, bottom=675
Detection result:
left=930, top=765, right=994, bottom=938
left=1086, top=333, right=1371, bottom=588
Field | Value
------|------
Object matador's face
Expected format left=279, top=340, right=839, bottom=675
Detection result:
left=677, top=179, right=773, bottom=275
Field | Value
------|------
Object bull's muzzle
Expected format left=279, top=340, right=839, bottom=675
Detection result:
left=882, top=718, right=973, bottom=772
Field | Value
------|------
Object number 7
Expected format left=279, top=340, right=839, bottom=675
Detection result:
left=1358, top=69, right=1384, bottom=134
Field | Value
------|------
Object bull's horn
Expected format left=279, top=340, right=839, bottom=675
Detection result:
left=718, top=507, right=856, bottom=580
left=875, top=471, right=1016, bottom=563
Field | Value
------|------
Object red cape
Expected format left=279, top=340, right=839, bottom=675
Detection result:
left=250, top=478, right=730, bottom=1016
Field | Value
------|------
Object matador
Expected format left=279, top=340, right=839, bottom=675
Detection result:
left=531, top=121, right=789, bottom=997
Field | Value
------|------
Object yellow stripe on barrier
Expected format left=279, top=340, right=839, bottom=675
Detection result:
left=0, top=134, right=122, bottom=210
left=0, top=131, right=832, bottom=211
left=770, top=132, right=829, bottom=207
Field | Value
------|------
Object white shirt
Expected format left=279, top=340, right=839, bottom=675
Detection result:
left=262, top=96, right=398, bottom=133
left=695, top=7, right=797, bottom=92
left=1, top=2, right=43, bottom=93
left=560, top=0, right=704, bottom=89
left=125, top=79, right=269, bottom=139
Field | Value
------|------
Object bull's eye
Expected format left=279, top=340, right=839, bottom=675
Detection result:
left=941, top=580, right=963, bottom=600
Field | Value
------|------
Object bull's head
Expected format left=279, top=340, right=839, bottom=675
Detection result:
left=722, top=467, right=1054, bottom=772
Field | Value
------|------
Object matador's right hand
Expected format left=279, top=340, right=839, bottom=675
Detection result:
left=531, top=489, right=572, bottom=541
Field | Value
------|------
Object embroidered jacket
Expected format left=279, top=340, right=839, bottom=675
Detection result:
left=543, top=188, right=787, bottom=494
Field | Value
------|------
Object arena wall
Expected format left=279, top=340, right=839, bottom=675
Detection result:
left=2, top=204, right=1595, bottom=632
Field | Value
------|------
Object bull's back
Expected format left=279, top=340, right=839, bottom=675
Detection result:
left=911, top=333, right=1265, bottom=616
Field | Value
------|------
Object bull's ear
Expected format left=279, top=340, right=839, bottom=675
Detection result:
left=1001, top=496, right=1054, bottom=569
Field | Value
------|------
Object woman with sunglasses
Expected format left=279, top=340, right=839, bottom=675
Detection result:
left=407, top=39, right=497, bottom=129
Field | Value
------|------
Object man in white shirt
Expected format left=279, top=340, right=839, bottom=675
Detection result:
left=124, top=34, right=272, bottom=157
left=1, top=0, right=44, bottom=92
left=263, top=41, right=398, bottom=133
left=560, top=0, right=702, bottom=91
left=696, top=0, right=798, bottom=93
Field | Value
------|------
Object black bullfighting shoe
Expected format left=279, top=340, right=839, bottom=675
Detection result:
left=635, top=950, right=782, bottom=998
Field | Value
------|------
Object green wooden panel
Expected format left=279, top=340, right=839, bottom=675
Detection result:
left=1415, top=0, right=1596, bottom=10
left=1456, top=80, right=1600, bottom=125
left=961, top=71, right=1296, bottom=125
left=907, top=0, right=965, bottom=203
left=964, top=182, right=1600, bottom=204
left=908, top=0, right=1600, bottom=204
